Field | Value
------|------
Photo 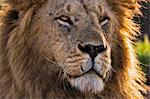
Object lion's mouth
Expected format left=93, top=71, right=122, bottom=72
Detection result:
left=67, top=66, right=104, bottom=80
left=66, top=55, right=106, bottom=81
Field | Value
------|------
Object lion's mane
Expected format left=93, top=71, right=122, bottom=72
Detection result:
left=0, top=0, right=146, bottom=98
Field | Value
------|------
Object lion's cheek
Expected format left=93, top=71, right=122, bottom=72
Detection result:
left=49, top=42, right=68, bottom=63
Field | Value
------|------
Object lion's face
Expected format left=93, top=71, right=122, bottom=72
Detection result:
left=31, top=0, right=116, bottom=93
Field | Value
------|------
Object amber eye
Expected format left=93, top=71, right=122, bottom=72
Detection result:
left=99, top=16, right=110, bottom=26
left=55, top=15, right=73, bottom=27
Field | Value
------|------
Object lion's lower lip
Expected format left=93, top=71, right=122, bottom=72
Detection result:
left=67, top=69, right=104, bottom=79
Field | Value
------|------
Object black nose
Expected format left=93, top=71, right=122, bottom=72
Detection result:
left=78, top=44, right=107, bottom=59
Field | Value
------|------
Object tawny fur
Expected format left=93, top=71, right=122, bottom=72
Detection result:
left=0, top=0, right=146, bottom=99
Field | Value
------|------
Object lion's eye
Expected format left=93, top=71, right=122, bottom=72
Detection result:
left=55, top=15, right=73, bottom=27
left=99, top=16, right=110, bottom=26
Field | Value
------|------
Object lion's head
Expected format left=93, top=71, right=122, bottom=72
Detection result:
left=0, top=0, right=146, bottom=98
left=34, top=0, right=114, bottom=93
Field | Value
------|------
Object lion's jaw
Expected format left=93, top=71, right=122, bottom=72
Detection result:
left=69, top=72, right=104, bottom=93
left=63, top=46, right=112, bottom=93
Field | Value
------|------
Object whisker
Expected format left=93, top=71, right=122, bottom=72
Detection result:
left=44, top=56, right=59, bottom=65
left=44, top=56, right=70, bottom=91
left=62, top=74, right=68, bottom=91
left=110, top=67, right=116, bottom=73
left=44, top=56, right=66, bottom=79
left=44, top=56, right=66, bottom=67
left=57, top=68, right=63, bottom=79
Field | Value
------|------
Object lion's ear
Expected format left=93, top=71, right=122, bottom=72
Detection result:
left=7, top=0, right=47, bottom=11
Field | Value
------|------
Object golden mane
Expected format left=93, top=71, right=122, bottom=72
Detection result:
left=0, top=0, right=147, bottom=98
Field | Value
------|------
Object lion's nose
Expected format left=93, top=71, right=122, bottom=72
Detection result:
left=78, top=44, right=107, bottom=59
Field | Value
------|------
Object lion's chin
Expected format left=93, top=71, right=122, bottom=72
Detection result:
left=69, top=72, right=104, bottom=93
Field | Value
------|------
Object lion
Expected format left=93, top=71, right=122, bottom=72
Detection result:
left=0, top=0, right=147, bottom=98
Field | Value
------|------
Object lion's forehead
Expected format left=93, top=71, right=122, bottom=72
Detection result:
left=47, top=0, right=107, bottom=14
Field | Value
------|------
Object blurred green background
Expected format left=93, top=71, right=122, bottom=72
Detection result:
left=135, top=35, right=150, bottom=85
